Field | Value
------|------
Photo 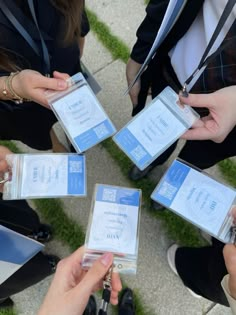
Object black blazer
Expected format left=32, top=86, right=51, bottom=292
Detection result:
left=131, top=0, right=205, bottom=63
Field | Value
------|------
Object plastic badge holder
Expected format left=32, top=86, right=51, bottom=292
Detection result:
left=113, top=86, right=200, bottom=171
left=82, top=184, right=142, bottom=274
left=46, top=72, right=116, bottom=153
left=3, top=153, right=86, bottom=200
left=151, top=159, right=236, bottom=243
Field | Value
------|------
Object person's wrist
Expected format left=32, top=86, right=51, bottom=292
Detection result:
left=228, top=274, right=236, bottom=299
left=10, top=72, right=31, bottom=103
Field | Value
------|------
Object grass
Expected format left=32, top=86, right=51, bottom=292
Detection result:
left=0, top=310, right=16, bottom=315
left=86, top=8, right=130, bottom=63
left=33, top=199, right=85, bottom=251
left=219, top=159, right=236, bottom=187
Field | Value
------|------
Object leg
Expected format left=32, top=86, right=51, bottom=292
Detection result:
left=0, top=252, right=56, bottom=300
left=0, top=101, right=57, bottom=150
left=178, top=127, right=236, bottom=169
left=0, top=199, right=40, bottom=235
left=0, top=198, right=52, bottom=242
left=175, top=239, right=229, bottom=306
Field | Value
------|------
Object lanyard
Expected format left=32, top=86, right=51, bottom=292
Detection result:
left=182, top=0, right=236, bottom=94
left=98, top=266, right=113, bottom=315
left=0, top=0, right=51, bottom=76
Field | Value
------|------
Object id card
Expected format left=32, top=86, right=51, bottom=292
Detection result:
left=113, top=87, right=199, bottom=170
left=151, top=159, right=236, bottom=242
left=82, top=184, right=141, bottom=274
left=3, top=153, right=86, bottom=199
left=47, top=73, right=116, bottom=153
left=0, top=225, right=43, bottom=284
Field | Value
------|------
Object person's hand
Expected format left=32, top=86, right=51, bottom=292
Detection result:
left=38, top=247, right=122, bottom=315
left=11, top=70, right=70, bottom=108
left=180, top=86, right=236, bottom=143
left=126, top=58, right=142, bottom=107
left=223, top=245, right=236, bottom=299
left=0, top=145, right=13, bottom=192
left=223, top=206, right=236, bottom=299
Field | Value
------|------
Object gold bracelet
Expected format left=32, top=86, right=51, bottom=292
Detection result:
left=6, top=72, right=31, bottom=104
left=2, top=76, right=9, bottom=98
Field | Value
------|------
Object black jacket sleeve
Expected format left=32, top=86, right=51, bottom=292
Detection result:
left=130, top=0, right=169, bottom=64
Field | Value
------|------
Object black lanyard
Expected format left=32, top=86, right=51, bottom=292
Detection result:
left=0, top=0, right=51, bottom=76
left=182, top=0, right=236, bottom=93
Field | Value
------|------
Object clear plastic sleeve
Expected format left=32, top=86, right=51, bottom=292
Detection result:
left=45, top=72, right=116, bottom=153
left=3, top=153, right=86, bottom=200
left=113, top=86, right=200, bottom=170
left=151, top=158, right=236, bottom=243
left=82, top=184, right=142, bottom=274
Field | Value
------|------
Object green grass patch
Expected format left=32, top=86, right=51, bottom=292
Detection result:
left=33, top=199, right=85, bottom=251
left=132, top=290, right=154, bottom=315
left=0, top=309, right=16, bottom=315
left=86, top=8, right=130, bottom=63
left=218, top=159, right=236, bottom=187
left=0, top=141, right=20, bottom=153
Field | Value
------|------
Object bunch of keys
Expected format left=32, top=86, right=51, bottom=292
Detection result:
left=181, top=83, right=189, bottom=98
left=98, top=265, right=113, bottom=315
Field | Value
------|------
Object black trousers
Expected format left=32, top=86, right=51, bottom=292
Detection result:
left=0, top=199, right=41, bottom=235
left=175, top=239, right=229, bottom=306
left=0, top=101, right=57, bottom=150
left=0, top=199, right=53, bottom=299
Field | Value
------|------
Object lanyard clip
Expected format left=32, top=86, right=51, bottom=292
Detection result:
left=103, top=265, right=113, bottom=291
left=181, top=83, right=189, bottom=97
left=230, top=225, right=236, bottom=245
left=99, top=265, right=113, bottom=315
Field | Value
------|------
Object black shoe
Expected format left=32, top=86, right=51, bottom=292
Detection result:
left=128, top=165, right=154, bottom=181
left=28, top=224, right=52, bottom=243
left=0, top=297, right=14, bottom=309
left=46, top=255, right=60, bottom=273
left=118, top=288, right=135, bottom=314
left=83, top=295, right=96, bottom=315
left=151, top=200, right=165, bottom=211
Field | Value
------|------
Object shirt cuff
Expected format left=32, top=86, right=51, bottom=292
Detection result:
left=222, top=274, right=236, bottom=314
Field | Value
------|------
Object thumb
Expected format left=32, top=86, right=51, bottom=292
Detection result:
left=179, top=92, right=214, bottom=109
left=77, top=253, right=113, bottom=295
left=0, top=160, right=9, bottom=172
